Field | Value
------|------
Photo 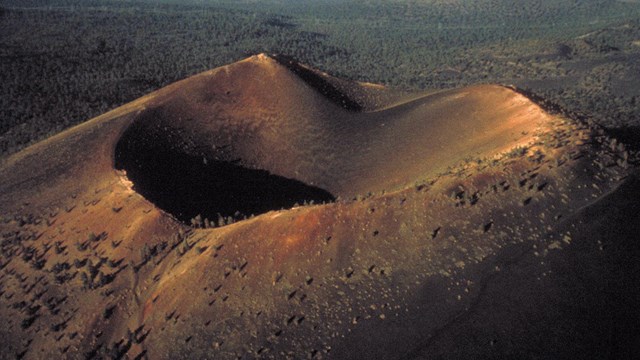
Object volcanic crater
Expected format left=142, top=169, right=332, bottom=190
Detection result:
left=114, top=113, right=337, bottom=224
left=0, top=54, right=638, bottom=360
left=112, top=53, right=546, bottom=226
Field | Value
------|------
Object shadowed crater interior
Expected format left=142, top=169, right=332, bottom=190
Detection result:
left=114, top=120, right=335, bottom=225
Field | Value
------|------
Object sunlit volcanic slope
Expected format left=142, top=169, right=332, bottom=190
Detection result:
left=0, top=54, right=638, bottom=359
left=114, top=53, right=544, bottom=213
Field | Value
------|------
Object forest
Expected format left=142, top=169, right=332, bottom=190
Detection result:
left=1, top=0, right=640, bottom=156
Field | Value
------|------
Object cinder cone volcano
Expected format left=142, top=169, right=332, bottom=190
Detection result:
left=0, top=54, right=638, bottom=360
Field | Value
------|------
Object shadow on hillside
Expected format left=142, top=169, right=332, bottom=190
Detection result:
left=607, top=126, right=640, bottom=151
left=269, top=54, right=363, bottom=112
left=114, top=125, right=335, bottom=225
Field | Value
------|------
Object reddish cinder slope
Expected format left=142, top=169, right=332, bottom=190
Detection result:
left=0, top=54, right=637, bottom=360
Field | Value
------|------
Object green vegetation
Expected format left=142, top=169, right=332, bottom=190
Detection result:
left=1, top=0, right=640, bottom=156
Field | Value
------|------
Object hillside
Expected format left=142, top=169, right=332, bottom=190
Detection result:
left=0, top=55, right=638, bottom=359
